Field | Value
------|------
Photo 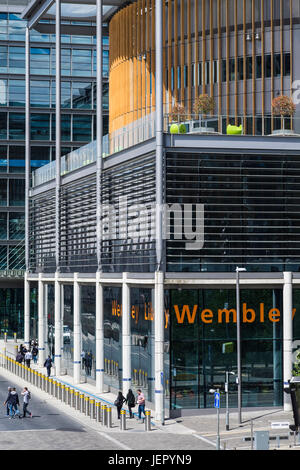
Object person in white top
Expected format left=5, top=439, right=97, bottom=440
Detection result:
left=21, top=387, right=32, bottom=418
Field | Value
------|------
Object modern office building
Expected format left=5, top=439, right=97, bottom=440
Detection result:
left=23, top=0, right=300, bottom=421
left=0, top=0, right=109, bottom=339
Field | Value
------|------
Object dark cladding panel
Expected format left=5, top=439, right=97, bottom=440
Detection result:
left=101, top=153, right=156, bottom=273
left=29, top=189, right=56, bottom=273
left=60, top=174, right=97, bottom=273
left=166, top=151, right=300, bottom=273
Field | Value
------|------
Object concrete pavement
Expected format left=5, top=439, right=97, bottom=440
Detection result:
left=1, top=339, right=299, bottom=451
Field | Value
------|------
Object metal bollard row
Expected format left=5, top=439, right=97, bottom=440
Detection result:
left=1, top=354, right=120, bottom=430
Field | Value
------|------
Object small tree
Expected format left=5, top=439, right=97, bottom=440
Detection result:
left=193, top=94, right=215, bottom=116
left=272, top=95, right=296, bottom=133
left=169, top=104, right=188, bottom=123
left=292, top=349, right=300, bottom=377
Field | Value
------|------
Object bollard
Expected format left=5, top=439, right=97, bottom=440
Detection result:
left=54, top=381, right=58, bottom=399
left=80, top=394, right=85, bottom=413
left=96, top=401, right=101, bottom=422
left=90, top=399, right=95, bottom=419
left=4, top=332, right=7, bottom=342
left=101, top=404, right=106, bottom=424
left=85, top=396, right=90, bottom=416
left=13, top=332, right=17, bottom=342
left=107, top=406, right=112, bottom=427
left=61, top=384, right=65, bottom=402
left=120, top=409, right=126, bottom=430
left=145, top=410, right=151, bottom=431
left=103, top=405, right=107, bottom=426
left=65, top=386, right=69, bottom=404
left=75, top=391, right=79, bottom=410
left=70, top=388, right=74, bottom=407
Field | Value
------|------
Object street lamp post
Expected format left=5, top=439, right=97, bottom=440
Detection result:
left=236, top=266, right=246, bottom=426
left=225, top=371, right=235, bottom=431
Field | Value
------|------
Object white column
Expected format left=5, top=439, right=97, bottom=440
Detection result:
left=38, top=274, right=45, bottom=367
left=54, top=272, right=61, bottom=376
left=96, top=271, right=104, bottom=392
left=44, top=284, right=49, bottom=357
left=73, top=273, right=81, bottom=384
left=154, top=271, right=164, bottom=424
left=122, top=272, right=131, bottom=396
left=283, top=271, right=293, bottom=411
left=24, top=271, right=30, bottom=347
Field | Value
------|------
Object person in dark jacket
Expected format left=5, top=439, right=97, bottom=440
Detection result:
left=4, top=387, right=21, bottom=418
left=115, top=391, right=126, bottom=419
left=126, top=389, right=136, bottom=418
left=16, top=352, right=23, bottom=364
left=44, top=355, right=53, bottom=377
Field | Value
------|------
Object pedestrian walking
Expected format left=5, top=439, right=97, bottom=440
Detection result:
left=25, top=350, right=32, bottom=368
left=85, top=351, right=92, bottom=376
left=126, top=389, right=136, bottom=418
left=137, top=389, right=146, bottom=421
left=5, top=387, right=12, bottom=416
left=21, top=387, right=32, bottom=418
left=16, top=351, right=23, bottom=364
left=44, top=355, right=53, bottom=377
left=32, top=345, right=38, bottom=364
left=114, top=391, right=126, bottom=419
left=4, top=387, right=21, bottom=419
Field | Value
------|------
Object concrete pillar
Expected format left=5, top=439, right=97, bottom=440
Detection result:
left=54, top=272, right=61, bottom=376
left=73, top=273, right=81, bottom=384
left=44, top=284, right=49, bottom=357
left=24, top=271, right=30, bottom=347
left=122, top=272, right=131, bottom=395
left=96, top=271, right=104, bottom=392
left=154, top=271, right=164, bottom=424
left=38, top=274, right=45, bottom=367
left=283, top=271, right=293, bottom=411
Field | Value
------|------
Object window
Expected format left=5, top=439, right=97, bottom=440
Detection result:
left=9, top=179, right=24, bottom=206
left=8, top=13, right=25, bottom=42
left=9, top=146, right=25, bottom=173
left=246, top=56, right=252, bottom=79
left=284, top=53, right=290, bottom=76
left=51, top=114, right=71, bottom=141
left=51, top=81, right=71, bottom=109
left=72, top=82, right=92, bottom=109
left=0, top=79, right=7, bottom=106
left=273, top=54, right=281, bottom=77
left=0, top=112, right=7, bottom=139
left=72, top=49, right=92, bottom=77
left=30, top=47, right=50, bottom=75
left=256, top=56, right=262, bottom=79
left=0, top=145, right=7, bottom=172
left=0, top=212, right=6, bottom=239
left=9, top=212, right=24, bottom=240
left=73, top=115, right=92, bottom=142
left=9, top=46, right=25, bottom=74
left=0, top=179, right=7, bottom=205
left=30, top=113, right=50, bottom=141
left=30, top=80, right=50, bottom=108
left=9, top=113, right=25, bottom=140
left=9, top=79, right=25, bottom=107
left=30, top=146, right=50, bottom=170
left=0, top=45, right=7, bottom=72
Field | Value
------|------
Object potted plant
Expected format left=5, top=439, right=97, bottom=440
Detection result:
left=192, top=94, right=216, bottom=134
left=271, top=95, right=296, bottom=136
left=169, top=104, right=188, bottom=134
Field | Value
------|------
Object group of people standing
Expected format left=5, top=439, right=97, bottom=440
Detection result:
left=115, top=389, right=146, bottom=421
left=3, top=386, right=32, bottom=419
left=16, top=343, right=38, bottom=367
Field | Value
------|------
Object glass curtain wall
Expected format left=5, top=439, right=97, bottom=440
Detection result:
left=62, top=284, right=73, bottom=375
left=104, top=286, right=122, bottom=391
left=0, top=287, right=23, bottom=338
left=168, top=288, right=283, bottom=410
left=130, top=288, right=155, bottom=402
left=80, top=285, right=96, bottom=381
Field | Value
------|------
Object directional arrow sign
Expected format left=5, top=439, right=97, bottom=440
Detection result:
left=214, top=392, right=220, bottom=409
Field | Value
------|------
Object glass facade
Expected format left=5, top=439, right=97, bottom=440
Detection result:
left=104, top=286, right=122, bottom=391
left=167, top=288, right=283, bottom=410
left=0, top=10, right=109, bottom=337
left=80, top=286, right=96, bottom=381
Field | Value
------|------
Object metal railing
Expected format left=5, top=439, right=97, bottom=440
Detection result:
left=31, top=112, right=297, bottom=189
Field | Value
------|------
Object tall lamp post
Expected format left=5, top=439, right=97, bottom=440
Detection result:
left=236, top=266, right=246, bottom=425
